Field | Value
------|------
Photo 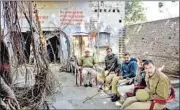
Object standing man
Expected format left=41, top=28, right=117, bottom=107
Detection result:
left=97, top=47, right=121, bottom=90
left=79, top=49, right=98, bottom=87
left=121, top=60, right=171, bottom=109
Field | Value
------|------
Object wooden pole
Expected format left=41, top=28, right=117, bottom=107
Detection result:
left=0, top=1, right=2, bottom=65
left=96, top=1, right=100, bottom=63
left=82, top=92, right=100, bottom=103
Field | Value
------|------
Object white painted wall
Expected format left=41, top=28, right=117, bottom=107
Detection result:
left=1, top=1, right=125, bottom=62
left=143, top=1, right=179, bottom=22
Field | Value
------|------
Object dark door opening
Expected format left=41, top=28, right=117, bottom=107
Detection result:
left=22, top=32, right=31, bottom=63
left=0, top=41, right=9, bottom=64
left=47, top=36, right=60, bottom=63
left=0, top=41, right=11, bottom=85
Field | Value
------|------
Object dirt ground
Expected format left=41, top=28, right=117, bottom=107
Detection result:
left=48, top=65, right=179, bottom=109
left=12, top=64, right=179, bottom=109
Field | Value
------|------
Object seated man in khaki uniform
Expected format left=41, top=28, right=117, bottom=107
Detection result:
left=79, top=49, right=98, bottom=87
left=120, top=60, right=171, bottom=109
left=97, top=47, right=121, bottom=91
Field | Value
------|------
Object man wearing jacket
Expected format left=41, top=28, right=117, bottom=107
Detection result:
left=113, top=59, right=147, bottom=106
left=97, top=47, right=121, bottom=90
left=110, top=52, right=138, bottom=101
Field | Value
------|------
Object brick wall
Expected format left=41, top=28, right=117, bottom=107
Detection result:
left=125, top=17, right=179, bottom=74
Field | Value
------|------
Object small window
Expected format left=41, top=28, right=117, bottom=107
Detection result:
left=158, top=2, right=163, bottom=8
left=96, top=32, right=110, bottom=47
left=100, top=9, right=102, bottom=12
left=113, top=9, right=115, bottom=13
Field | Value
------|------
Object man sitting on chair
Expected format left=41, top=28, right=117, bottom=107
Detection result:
left=79, top=49, right=98, bottom=87
left=110, top=52, right=138, bottom=102
left=120, top=60, right=171, bottom=109
left=97, top=47, right=121, bottom=91
left=114, top=59, right=147, bottom=105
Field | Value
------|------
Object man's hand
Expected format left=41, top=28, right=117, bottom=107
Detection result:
left=128, top=79, right=133, bottom=84
left=78, top=66, right=83, bottom=71
left=94, top=64, right=98, bottom=68
left=144, top=87, right=151, bottom=92
left=118, top=79, right=128, bottom=85
left=93, top=64, right=102, bottom=71
left=104, top=71, right=109, bottom=77
left=118, top=76, right=123, bottom=79
left=157, top=65, right=165, bottom=72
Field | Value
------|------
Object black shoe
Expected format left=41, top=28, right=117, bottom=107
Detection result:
left=111, top=95, right=120, bottom=102
left=89, top=83, right=92, bottom=87
left=109, top=85, right=112, bottom=90
left=98, top=84, right=104, bottom=89
left=84, top=84, right=88, bottom=87
left=99, top=86, right=103, bottom=90
left=110, top=94, right=116, bottom=98
left=98, top=85, right=103, bottom=92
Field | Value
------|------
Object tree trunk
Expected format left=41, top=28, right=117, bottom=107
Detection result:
left=0, top=76, right=20, bottom=110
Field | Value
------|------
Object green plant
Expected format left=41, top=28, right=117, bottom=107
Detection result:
left=125, top=0, right=146, bottom=25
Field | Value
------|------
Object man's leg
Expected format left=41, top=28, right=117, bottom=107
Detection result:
left=97, top=71, right=105, bottom=84
left=111, top=77, right=127, bottom=102
left=125, top=101, right=165, bottom=109
left=111, top=76, right=121, bottom=102
left=82, top=68, right=89, bottom=87
left=115, top=84, right=135, bottom=105
left=118, top=84, right=134, bottom=97
left=111, top=76, right=124, bottom=96
left=87, top=68, right=98, bottom=86
left=120, top=96, right=138, bottom=109
left=105, top=73, right=116, bottom=90
left=97, top=72, right=105, bottom=90
left=124, top=101, right=151, bottom=109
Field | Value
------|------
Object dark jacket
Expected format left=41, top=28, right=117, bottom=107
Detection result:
left=133, top=70, right=146, bottom=86
left=121, top=58, right=138, bottom=79
left=104, top=54, right=121, bottom=73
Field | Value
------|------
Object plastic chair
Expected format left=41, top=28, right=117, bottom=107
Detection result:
left=150, top=87, right=176, bottom=110
left=127, top=86, right=176, bottom=110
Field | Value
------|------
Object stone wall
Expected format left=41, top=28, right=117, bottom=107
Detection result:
left=125, top=17, right=179, bottom=74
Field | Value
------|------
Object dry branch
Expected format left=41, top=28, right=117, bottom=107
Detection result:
left=0, top=1, right=62, bottom=109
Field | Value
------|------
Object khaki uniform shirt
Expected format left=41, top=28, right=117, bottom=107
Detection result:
left=146, top=69, right=171, bottom=100
left=79, top=56, right=96, bottom=68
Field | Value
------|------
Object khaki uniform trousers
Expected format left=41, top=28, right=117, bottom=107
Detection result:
left=97, top=71, right=117, bottom=89
left=120, top=96, right=165, bottom=109
left=82, top=67, right=98, bottom=84
left=111, top=76, right=128, bottom=96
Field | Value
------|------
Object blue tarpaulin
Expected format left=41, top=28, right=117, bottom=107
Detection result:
left=71, top=25, right=89, bottom=36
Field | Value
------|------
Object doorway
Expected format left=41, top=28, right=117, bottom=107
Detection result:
left=72, top=35, right=89, bottom=59
left=47, top=36, right=60, bottom=62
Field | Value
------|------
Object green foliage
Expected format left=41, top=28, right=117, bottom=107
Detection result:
left=125, top=0, right=146, bottom=25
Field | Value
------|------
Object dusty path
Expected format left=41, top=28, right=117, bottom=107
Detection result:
left=48, top=71, right=119, bottom=109
left=12, top=64, right=179, bottom=109
left=49, top=70, right=179, bottom=109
